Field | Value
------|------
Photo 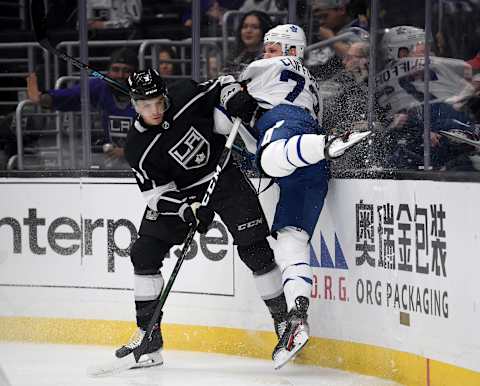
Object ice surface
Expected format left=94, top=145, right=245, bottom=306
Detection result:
left=0, top=342, right=400, bottom=386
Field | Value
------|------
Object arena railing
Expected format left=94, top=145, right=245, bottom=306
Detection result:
left=138, top=37, right=231, bottom=79
left=54, top=38, right=229, bottom=81
left=14, top=76, right=105, bottom=170
left=0, top=42, right=52, bottom=110
left=54, top=40, right=145, bottom=81
left=15, top=99, right=62, bottom=170
left=0, top=0, right=27, bottom=30
left=304, top=27, right=368, bottom=54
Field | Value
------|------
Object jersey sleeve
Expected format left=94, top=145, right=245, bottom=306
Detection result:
left=129, top=134, right=191, bottom=221
left=187, top=75, right=236, bottom=112
left=48, top=78, right=103, bottom=112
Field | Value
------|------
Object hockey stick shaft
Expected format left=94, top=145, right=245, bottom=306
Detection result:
left=137, top=118, right=242, bottom=359
left=29, top=0, right=129, bottom=96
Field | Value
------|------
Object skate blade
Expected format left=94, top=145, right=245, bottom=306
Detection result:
left=87, top=352, right=163, bottom=377
left=345, top=130, right=372, bottom=145
left=273, top=330, right=309, bottom=370
left=329, top=130, right=372, bottom=158
left=439, top=130, right=480, bottom=148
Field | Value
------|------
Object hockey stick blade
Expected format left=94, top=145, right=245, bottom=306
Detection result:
left=29, top=0, right=130, bottom=96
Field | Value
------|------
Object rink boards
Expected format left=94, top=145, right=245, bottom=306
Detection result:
left=0, top=176, right=479, bottom=385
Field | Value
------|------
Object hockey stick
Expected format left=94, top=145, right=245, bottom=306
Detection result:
left=88, top=117, right=242, bottom=376
left=29, top=0, right=130, bottom=96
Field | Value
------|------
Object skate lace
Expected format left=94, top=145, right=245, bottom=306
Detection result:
left=276, top=320, right=287, bottom=338
left=125, top=328, right=146, bottom=349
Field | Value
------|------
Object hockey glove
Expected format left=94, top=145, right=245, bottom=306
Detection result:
left=181, top=203, right=215, bottom=234
left=220, top=82, right=258, bottom=124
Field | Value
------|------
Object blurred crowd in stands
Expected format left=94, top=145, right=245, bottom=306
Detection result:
left=0, top=0, right=479, bottom=173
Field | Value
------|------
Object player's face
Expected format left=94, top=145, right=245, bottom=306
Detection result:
left=398, top=47, right=410, bottom=59
left=241, top=15, right=263, bottom=49
left=135, top=96, right=167, bottom=125
left=263, top=43, right=283, bottom=58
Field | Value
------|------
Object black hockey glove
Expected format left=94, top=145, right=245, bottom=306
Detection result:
left=181, top=203, right=215, bottom=234
left=220, top=82, right=258, bottom=124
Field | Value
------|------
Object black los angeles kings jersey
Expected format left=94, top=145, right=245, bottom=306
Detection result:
left=125, top=77, right=233, bottom=221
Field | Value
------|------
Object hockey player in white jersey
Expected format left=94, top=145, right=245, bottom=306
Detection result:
left=220, top=24, right=371, bottom=369
left=378, top=26, right=475, bottom=116
left=377, top=26, right=476, bottom=167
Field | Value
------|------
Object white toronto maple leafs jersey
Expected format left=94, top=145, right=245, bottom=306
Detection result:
left=375, top=56, right=474, bottom=113
left=238, top=56, right=323, bottom=122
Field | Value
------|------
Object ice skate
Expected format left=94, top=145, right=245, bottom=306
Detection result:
left=325, top=130, right=372, bottom=159
left=87, top=324, right=163, bottom=377
left=272, top=296, right=310, bottom=370
left=439, top=129, right=480, bottom=149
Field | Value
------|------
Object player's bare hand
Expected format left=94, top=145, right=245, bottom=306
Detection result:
left=26, top=72, right=41, bottom=104
left=430, top=132, right=442, bottom=147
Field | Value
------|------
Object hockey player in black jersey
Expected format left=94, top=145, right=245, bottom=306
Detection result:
left=116, top=68, right=288, bottom=369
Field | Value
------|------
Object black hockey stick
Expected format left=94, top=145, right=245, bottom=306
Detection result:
left=29, top=0, right=129, bottom=96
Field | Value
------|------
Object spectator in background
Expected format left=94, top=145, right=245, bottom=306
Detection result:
left=87, top=0, right=142, bottom=29
left=322, top=41, right=385, bottom=169
left=158, top=46, right=181, bottom=87
left=239, top=0, right=281, bottom=13
left=26, top=48, right=138, bottom=169
left=224, top=11, right=273, bottom=76
left=323, top=41, right=370, bottom=133
left=207, top=49, right=222, bottom=78
left=306, top=0, right=369, bottom=81
left=182, top=0, right=244, bottom=36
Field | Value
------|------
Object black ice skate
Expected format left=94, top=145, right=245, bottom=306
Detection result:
left=87, top=324, right=163, bottom=377
left=325, top=130, right=372, bottom=159
left=272, top=296, right=310, bottom=370
left=273, top=312, right=288, bottom=339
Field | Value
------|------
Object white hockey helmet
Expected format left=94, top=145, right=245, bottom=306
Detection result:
left=381, top=26, right=425, bottom=64
left=264, top=24, right=307, bottom=58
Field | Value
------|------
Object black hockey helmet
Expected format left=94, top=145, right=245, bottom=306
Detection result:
left=127, top=68, right=169, bottom=102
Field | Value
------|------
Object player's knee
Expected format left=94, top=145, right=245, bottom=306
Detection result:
left=260, top=140, right=296, bottom=177
left=237, top=238, right=275, bottom=274
left=275, top=227, right=310, bottom=271
left=130, top=236, right=171, bottom=275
